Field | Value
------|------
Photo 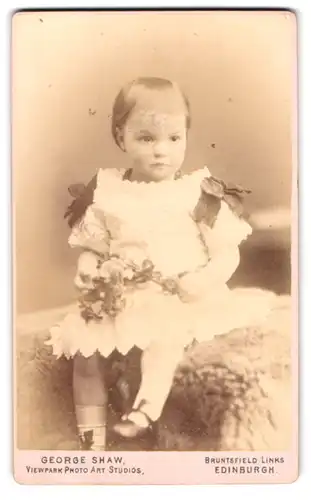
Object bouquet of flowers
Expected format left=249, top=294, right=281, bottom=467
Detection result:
left=75, top=251, right=180, bottom=323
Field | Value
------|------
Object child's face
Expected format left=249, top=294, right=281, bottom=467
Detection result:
left=121, top=106, right=187, bottom=182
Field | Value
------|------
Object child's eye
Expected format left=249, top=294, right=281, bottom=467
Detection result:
left=170, top=135, right=181, bottom=142
left=138, top=136, right=154, bottom=143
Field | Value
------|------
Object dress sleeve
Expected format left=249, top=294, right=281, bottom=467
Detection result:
left=182, top=202, right=252, bottom=291
left=193, top=174, right=253, bottom=253
left=201, top=200, right=252, bottom=251
left=68, top=168, right=134, bottom=257
left=196, top=202, right=252, bottom=268
left=68, top=203, right=110, bottom=255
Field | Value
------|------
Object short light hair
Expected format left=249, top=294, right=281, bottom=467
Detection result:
left=111, top=77, right=191, bottom=149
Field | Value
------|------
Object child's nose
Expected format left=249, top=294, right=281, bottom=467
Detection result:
left=153, top=140, right=168, bottom=156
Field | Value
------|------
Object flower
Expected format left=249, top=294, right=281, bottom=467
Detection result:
left=98, top=258, right=125, bottom=281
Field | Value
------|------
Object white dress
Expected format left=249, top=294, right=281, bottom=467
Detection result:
left=47, top=167, right=276, bottom=358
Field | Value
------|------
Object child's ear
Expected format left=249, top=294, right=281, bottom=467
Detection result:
left=116, top=127, right=126, bottom=152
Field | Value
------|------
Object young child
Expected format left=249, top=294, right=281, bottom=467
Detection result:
left=47, top=77, right=275, bottom=450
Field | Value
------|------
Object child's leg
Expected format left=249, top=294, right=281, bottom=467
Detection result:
left=133, top=341, right=184, bottom=421
left=114, top=340, right=184, bottom=437
left=73, top=352, right=107, bottom=450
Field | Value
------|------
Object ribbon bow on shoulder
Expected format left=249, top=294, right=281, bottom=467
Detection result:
left=64, top=176, right=97, bottom=228
left=201, top=176, right=251, bottom=216
left=193, top=175, right=251, bottom=227
left=64, top=169, right=133, bottom=228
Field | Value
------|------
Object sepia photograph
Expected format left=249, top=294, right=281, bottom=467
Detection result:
left=13, top=8, right=297, bottom=484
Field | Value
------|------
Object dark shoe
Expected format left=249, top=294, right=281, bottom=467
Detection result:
left=112, top=400, right=155, bottom=439
left=78, top=428, right=107, bottom=451
left=79, top=430, right=94, bottom=450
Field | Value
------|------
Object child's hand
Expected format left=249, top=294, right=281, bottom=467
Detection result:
left=74, top=251, right=101, bottom=292
left=177, top=272, right=206, bottom=303
left=75, top=253, right=126, bottom=292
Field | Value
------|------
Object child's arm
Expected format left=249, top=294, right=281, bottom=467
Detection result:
left=177, top=244, right=240, bottom=301
left=178, top=197, right=252, bottom=301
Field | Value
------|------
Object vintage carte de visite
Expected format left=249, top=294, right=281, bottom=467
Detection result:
left=13, top=9, right=298, bottom=485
